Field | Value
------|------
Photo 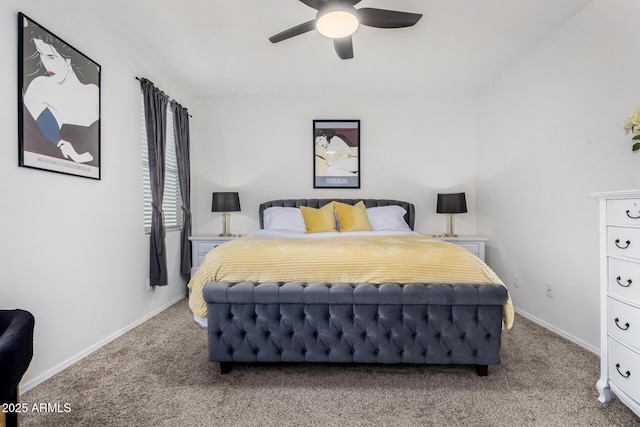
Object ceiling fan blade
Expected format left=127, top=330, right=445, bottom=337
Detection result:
left=357, top=8, right=423, bottom=28
left=340, top=0, right=363, bottom=5
left=298, top=0, right=326, bottom=10
left=269, top=20, right=316, bottom=43
left=333, top=36, right=354, bottom=60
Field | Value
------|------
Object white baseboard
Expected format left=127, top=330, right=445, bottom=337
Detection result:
left=20, top=294, right=186, bottom=393
left=514, top=307, right=599, bottom=355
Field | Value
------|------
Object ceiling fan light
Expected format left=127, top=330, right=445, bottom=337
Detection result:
left=316, top=10, right=359, bottom=39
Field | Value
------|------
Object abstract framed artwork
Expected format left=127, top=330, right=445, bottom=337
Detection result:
left=18, top=12, right=101, bottom=179
left=313, top=120, right=360, bottom=189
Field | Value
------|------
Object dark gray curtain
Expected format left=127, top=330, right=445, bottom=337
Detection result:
left=171, top=100, right=192, bottom=278
left=141, top=78, right=169, bottom=287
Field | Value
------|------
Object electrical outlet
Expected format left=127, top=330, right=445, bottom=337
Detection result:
left=513, top=274, right=520, bottom=288
left=546, top=282, right=554, bottom=298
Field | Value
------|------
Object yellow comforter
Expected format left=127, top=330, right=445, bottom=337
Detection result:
left=188, top=235, right=514, bottom=329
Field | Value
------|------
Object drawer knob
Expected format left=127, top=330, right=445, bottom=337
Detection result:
left=626, top=210, right=640, bottom=220
left=614, top=318, right=630, bottom=330
left=615, top=239, right=631, bottom=249
left=616, top=363, right=631, bottom=379
left=616, top=276, right=633, bottom=288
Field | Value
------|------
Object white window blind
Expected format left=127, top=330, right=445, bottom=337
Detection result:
left=141, top=98, right=183, bottom=233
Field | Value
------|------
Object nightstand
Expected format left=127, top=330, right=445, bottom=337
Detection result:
left=436, top=236, right=488, bottom=262
left=189, top=236, right=239, bottom=276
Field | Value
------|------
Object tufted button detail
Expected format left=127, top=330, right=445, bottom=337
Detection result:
left=278, top=348, right=284, bottom=354
left=373, top=349, right=379, bottom=355
left=460, top=333, right=466, bottom=339
left=277, top=314, right=283, bottom=320
left=326, top=349, right=331, bottom=355
left=386, top=332, right=392, bottom=339
left=254, top=348, right=259, bottom=354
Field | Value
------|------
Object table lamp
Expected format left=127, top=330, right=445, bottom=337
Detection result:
left=212, top=192, right=241, bottom=237
left=436, top=192, right=467, bottom=237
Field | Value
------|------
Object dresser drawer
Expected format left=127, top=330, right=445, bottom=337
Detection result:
left=455, top=243, right=480, bottom=257
left=190, top=236, right=238, bottom=275
left=608, top=297, right=640, bottom=350
left=608, top=257, right=640, bottom=305
left=608, top=338, right=640, bottom=401
left=607, top=199, right=640, bottom=227
left=196, top=241, right=220, bottom=256
left=607, top=227, right=640, bottom=259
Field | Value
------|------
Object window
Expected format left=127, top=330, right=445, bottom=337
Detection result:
left=141, top=98, right=183, bottom=233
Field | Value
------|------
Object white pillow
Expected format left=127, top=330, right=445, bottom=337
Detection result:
left=263, top=207, right=306, bottom=232
left=366, top=206, right=411, bottom=231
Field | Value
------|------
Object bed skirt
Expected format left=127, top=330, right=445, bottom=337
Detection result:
left=203, top=281, right=507, bottom=376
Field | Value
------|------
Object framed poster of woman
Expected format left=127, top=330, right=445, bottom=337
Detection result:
left=18, top=12, right=101, bottom=179
left=313, top=120, right=360, bottom=189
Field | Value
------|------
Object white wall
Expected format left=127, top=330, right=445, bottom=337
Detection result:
left=0, top=0, right=196, bottom=389
left=191, top=93, right=480, bottom=237
left=477, top=0, right=640, bottom=352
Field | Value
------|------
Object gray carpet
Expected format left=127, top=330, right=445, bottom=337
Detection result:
left=20, top=298, right=639, bottom=426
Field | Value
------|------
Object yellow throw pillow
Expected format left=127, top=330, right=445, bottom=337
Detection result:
left=335, top=201, right=373, bottom=232
left=300, top=202, right=337, bottom=233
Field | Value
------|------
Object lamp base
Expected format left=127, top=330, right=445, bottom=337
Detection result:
left=220, top=212, right=242, bottom=238
left=443, top=214, right=458, bottom=237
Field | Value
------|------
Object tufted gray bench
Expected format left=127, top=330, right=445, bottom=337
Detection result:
left=203, top=281, right=507, bottom=376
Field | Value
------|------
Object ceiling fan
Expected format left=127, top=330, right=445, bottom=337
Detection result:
left=269, top=0, right=423, bottom=60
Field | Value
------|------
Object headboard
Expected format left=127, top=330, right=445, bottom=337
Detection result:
left=258, top=199, right=415, bottom=230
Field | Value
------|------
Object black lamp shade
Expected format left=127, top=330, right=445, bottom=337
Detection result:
left=212, top=192, right=241, bottom=212
left=436, top=193, right=467, bottom=214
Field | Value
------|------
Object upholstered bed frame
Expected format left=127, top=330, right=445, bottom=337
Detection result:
left=202, top=199, right=507, bottom=376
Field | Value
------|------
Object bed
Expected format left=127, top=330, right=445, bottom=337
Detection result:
left=188, top=199, right=513, bottom=376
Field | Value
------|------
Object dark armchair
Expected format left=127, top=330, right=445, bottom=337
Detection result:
left=0, top=310, right=35, bottom=427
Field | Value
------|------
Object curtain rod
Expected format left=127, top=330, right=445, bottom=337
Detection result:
left=136, top=77, right=192, bottom=117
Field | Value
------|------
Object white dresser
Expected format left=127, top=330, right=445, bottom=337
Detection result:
left=436, top=236, right=488, bottom=262
left=189, top=236, right=238, bottom=276
left=592, top=190, right=640, bottom=417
